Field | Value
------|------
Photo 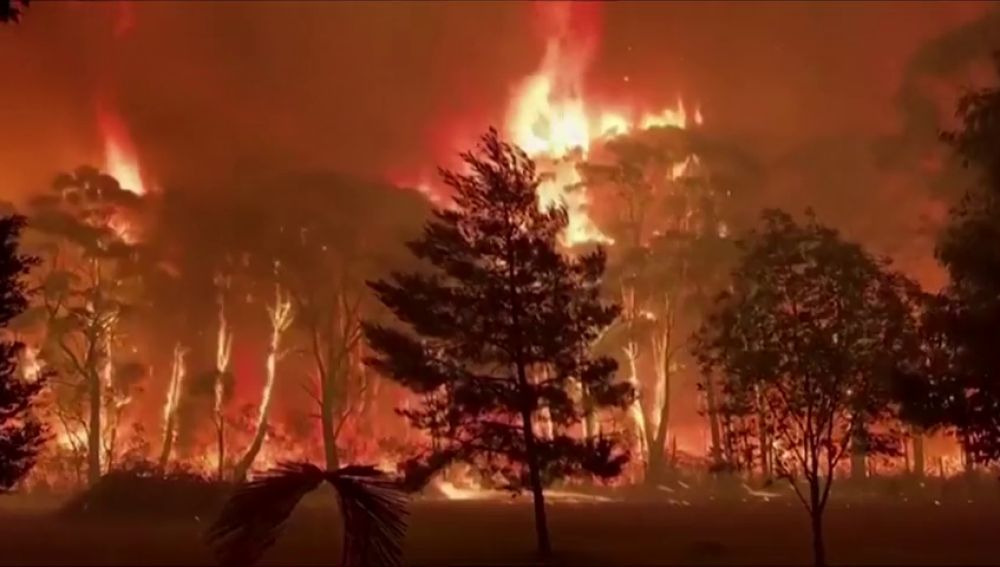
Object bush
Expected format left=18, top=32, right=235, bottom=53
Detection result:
left=59, top=461, right=232, bottom=520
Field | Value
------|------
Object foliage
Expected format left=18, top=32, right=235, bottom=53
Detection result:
left=693, top=209, right=919, bottom=566
left=207, top=462, right=407, bottom=567
left=897, top=53, right=1000, bottom=465
left=577, top=125, right=754, bottom=479
left=0, top=215, right=46, bottom=490
left=364, top=129, right=632, bottom=555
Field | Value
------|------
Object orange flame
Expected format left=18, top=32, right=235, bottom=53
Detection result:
left=507, top=11, right=701, bottom=246
left=97, top=106, right=147, bottom=195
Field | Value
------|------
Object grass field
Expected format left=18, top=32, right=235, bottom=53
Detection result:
left=2, top=493, right=999, bottom=566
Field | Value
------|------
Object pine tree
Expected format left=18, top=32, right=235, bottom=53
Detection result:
left=364, top=129, right=632, bottom=557
left=0, top=215, right=46, bottom=490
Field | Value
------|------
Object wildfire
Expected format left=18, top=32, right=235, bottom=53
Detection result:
left=97, top=105, right=148, bottom=196
left=507, top=26, right=702, bottom=246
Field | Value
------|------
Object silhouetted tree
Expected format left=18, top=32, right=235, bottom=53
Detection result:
left=896, top=53, right=1000, bottom=465
left=363, top=129, right=632, bottom=557
left=694, top=209, right=917, bottom=567
left=0, top=215, right=46, bottom=490
left=208, top=462, right=407, bottom=567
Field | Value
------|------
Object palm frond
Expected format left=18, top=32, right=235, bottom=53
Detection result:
left=327, top=465, right=409, bottom=567
left=206, top=461, right=324, bottom=566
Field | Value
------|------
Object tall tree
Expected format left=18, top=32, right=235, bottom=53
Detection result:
left=0, top=215, right=46, bottom=490
left=896, top=53, right=1000, bottom=466
left=694, top=209, right=916, bottom=567
left=578, top=127, right=750, bottom=481
left=22, top=166, right=143, bottom=485
left=232, top=277, right=293, bottom=482
left=364, top=129, right=632, bottom=557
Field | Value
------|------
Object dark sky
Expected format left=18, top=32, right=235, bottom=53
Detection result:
left=1, top=1, right=997, bottom=284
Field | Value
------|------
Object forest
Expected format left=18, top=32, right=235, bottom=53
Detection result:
left=3, top=2, right=1000, bottom=566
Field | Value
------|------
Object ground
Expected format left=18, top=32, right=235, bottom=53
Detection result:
left=1, top=493, right=998, bottom=566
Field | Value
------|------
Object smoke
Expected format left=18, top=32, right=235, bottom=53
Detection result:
left=0, top=2, right=540, bottom=199
left=893, top=6, right=1000, bottom=157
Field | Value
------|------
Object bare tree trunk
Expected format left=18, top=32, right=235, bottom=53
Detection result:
left=850, top=419, right=868, bottom=482
left=101, top=334, right=118, bottom=471
left=234, top=283, right=292, bottom=482
left=755, top=386, right=771, bottom=479
left=624, top=342, right=648, bottom=466
left=912, top=432, right=925, bottom=478
left=647, top=302, right=673, bottom=484
left=214, top=277, right=233, bottom=481
left=320, top=379, right=341, bottom=471
left=704, top=372, right=723, bottom=467
left=159, top=344, right=187, bottom=470
left=215, top=418, right=226, bottom=480
left=87, top=369, right=101, bottom=485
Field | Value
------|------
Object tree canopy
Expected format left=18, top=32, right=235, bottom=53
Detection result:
left=694, top=209, right=919, bottom=567
left=364, top=128, right=632, bottom=556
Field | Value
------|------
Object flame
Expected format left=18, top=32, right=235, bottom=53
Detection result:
left=97, top=106, right=147, bottom=195
left=214, top=278, right=233, bottom=418
left=20, top=346, right=42, bottom=383
left=161, top=344, right=187, bottom=447
left=507, top=23, right=701, bottom=246
left=255, top=281, right=293, bottom=433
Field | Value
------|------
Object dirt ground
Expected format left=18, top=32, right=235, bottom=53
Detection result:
left=1, top=496, right=998, bottom=565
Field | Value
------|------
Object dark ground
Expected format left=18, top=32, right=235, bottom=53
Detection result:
left=1, top=494, right=998, bottom=565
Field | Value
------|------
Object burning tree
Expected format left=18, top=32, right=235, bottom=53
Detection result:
left=364, top=129, right=632, bottom=557
left=578, top=128, right=751, bottom=481
left=20, top=167, right=144, bottom=485
left=693, top=209, right=917, bottom=567
left=232, top=275, right=293, bottom=482
left=0, top=215, right=46, bottom=490
left=261, top=184, right=404, bottom=472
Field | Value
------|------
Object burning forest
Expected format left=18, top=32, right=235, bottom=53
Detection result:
left=3, top=2, right=1000, bottom=566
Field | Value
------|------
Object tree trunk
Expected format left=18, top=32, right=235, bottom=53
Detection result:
left=912, top=433, right=924, bottom=478
left=87, top=370, right=102, bottom=485
left=515, top=356, right=550, bottom=558
left=234, top=284, right=292, bottom=482
left=623, top=343, right=648, bottom=467
left=215, top=418, right=226, bottom=481
left=810, top=509, right=827, bottom=567
left=704, top=372, right=723, bottom=467
left=159, top=344, right=186, bottom=471
left=521, top=406, right=551, bottom=558
left=158, top=414, right=175, bottom=470
left=755, top=386, right=771, bottom=479
left=849, top=410, right=868, bottom=481
left=234, top=421, right=267, bottom=482
left=647, top=323, right=672, bottom=484
left=320, top=380, right=340, bottom=471
left=808, top=473, right=828, bottom=567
